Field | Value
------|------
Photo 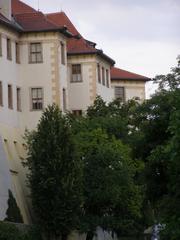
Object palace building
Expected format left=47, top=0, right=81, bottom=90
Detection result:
left=0, top=0, right=150, bottom=223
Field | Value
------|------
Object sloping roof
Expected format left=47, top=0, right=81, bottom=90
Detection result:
left=46, top=12, right=80, bottom=36
left=14, top=12, right=61, bottom=32
left=10, top=0, right=72, bottom=36
left=46, top=12, right=115, bottom=65
left=12, top=0, right=36, bottom=15
left=111, top=67, right=150, bottom=81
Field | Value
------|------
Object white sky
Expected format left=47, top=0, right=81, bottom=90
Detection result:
left=22, top=0, right=180, bottom=97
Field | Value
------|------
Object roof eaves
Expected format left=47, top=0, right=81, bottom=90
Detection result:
left=22, top=27, right=73, bottom=37
left=96, top=49, right=115, bottom=65
left=111, top=77, right=151, bottom=81
left=0, top=18, right=22, bottom=32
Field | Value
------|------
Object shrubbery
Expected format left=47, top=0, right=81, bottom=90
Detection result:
left=0, top=222, right=42, bottom=240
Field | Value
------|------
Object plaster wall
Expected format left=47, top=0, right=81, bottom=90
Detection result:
left=111, top=79, right=146, bottom=102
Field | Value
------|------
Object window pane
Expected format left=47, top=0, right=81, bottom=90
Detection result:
left=72, top=64, right=82, bottom=82
left=36, top=53, right=42, bottom=63
left=115, top=87, right=125, bottom=101
left=31, top=53, right=36, bottom=63
left=30, top=43, right=36, bottom=52
left=37, top=88, right=43, bottom=98
left=31, top=88, right=43, bottom=110
left=36, top=43, right=41, bottom=52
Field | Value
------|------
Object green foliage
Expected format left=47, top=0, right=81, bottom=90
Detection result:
left=74, top=125, right=143, bottom=237
left=4, top=190, right=23, bottom=223
left=0, top=221, right=22, bottom=240
left=128, top=56, right=180, bottom=238
left=24, top=105, right=83, bottom=239
left=0, top=222, right=42, bottom=240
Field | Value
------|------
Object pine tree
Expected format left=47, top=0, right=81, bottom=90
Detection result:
left=4, top=189, right=23, bottom=223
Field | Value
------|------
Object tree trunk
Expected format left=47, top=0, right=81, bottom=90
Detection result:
left=86, top=231, right=94, bottom=240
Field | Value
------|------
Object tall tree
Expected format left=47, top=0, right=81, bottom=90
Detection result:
left=24, top=105, right=83, bottom=240
left=76, top=128, right=143, bottom=240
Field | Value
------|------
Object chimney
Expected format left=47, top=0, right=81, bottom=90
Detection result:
left=0, top=0, right=12, bottom=20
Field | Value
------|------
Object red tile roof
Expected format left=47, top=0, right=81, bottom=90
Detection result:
left=111, top=67, right=150, bottom=81
left=46, top=12, right=115, bottom=65
left=12, top=0, right=36, bottom=15
left=10, top=0, right=72, bottom=36
left=46, top=12, right=80, bottom=36
left=14, top=12, right=60, bottom=32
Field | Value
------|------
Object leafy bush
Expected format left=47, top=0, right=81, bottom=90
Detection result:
left=0, top=222, right=42, bottom=240
left=0, top=221, right=22, bottom=240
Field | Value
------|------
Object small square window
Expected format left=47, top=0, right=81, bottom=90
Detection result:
left=72, top=110, right=82, bottom=116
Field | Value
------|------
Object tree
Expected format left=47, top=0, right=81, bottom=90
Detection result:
left=128, top=56, right=180, bottom=237
left=76, top=128, right=143, bottom=240
left=24, top=105, right=83, bottom=240
left=4, top=190, right=23, bottom=223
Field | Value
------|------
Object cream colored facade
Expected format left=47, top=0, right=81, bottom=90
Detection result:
left=0, top=20, right=68, bottom=222
left=0, top=0, right=147, bottom=224
left=111, top=80, right=146, bottom=103
left=68, top=55, right=113, bottom=112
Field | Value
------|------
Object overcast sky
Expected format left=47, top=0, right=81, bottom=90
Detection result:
left=23, top=0, right=180, bottom=96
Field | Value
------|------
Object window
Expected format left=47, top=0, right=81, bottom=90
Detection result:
left=16, top=42, right=20, bottom=63
left=0, top=34, right=2, bottom=56
left=8, top=84, right=13, bottom=109
left=61, top=42, right=65, bottom=65
left=7, top=38, right=12, bottom=60
left=114, top=86, right=125, bottom=101
left=71, top=64, right=82, bottom=82
left=106, top=69, right=109, bottom=88
left=29, top=43, right=43, bottom=63
left=0, top=81, right=3, bottom=106
left=72, top=110, right=82, bottom=116
left=31, top=88, right=43, bottom=110
left=62, top=88, right=67, bottom=111
left=16, top=87, right=21, bottom=111
left=102, top=67, right=105, bottom=86
left=97, top=64, right=101, bottom=83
